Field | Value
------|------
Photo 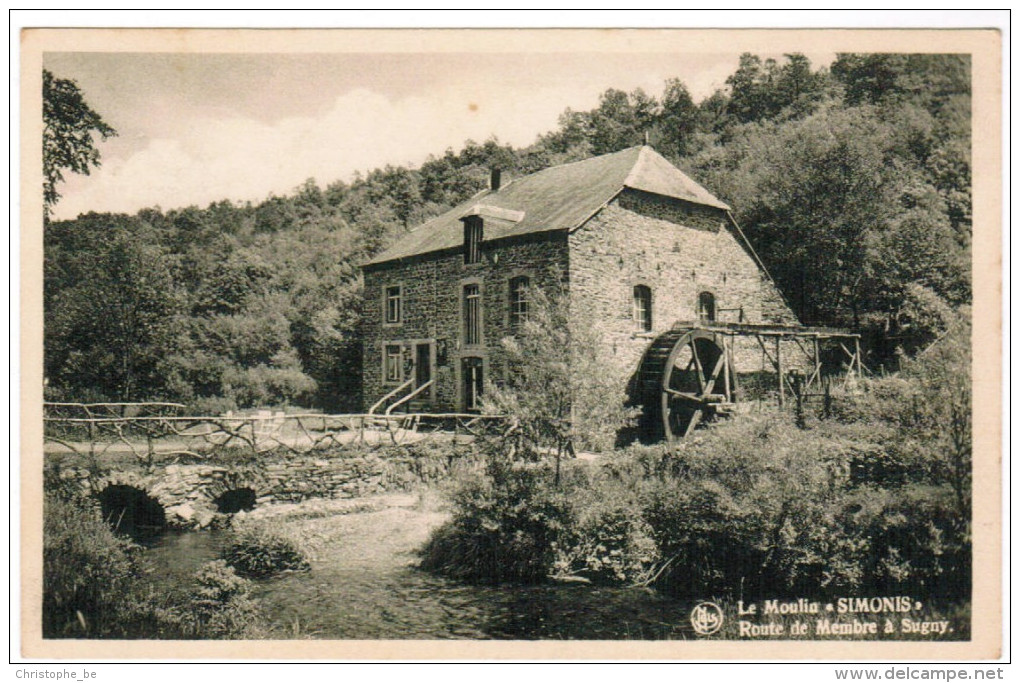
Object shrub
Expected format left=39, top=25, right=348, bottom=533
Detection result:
left=223, top=521, right=310, bottom=578
left=419, top=459, right=574, bottom=583
left=480, top=281, right=637, bottom=481
left=43, top=459, right=91, bottom=505
left=629, top=414, right=970, bottom=601
left=185, top=560, right=264, bottom=638
left=421, top=350, right=971, bottom=604
left=43, top=488, right=268, bottom=639
left=43, top=493, right=142, bottom=637
left=829, top=309, right=971, bottom=519
left=637, top=416, right=862, bottom=598
left=556, top=491, right=659, bottom=585
left=844, top=485, right=970, bottom=599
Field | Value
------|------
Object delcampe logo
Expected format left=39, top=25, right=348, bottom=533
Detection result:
left=690, top=602, right=724, bottom=635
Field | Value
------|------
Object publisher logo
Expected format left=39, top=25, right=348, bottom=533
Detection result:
left=691, top=601, right=724, bottom=635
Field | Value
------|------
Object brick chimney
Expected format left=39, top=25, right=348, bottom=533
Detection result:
left=490, top=168, right=502, bottom=192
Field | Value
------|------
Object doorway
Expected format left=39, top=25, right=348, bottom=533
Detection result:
left=462, top=357, right=483, bottom=412
left=415, top=343, right=432, bottom=388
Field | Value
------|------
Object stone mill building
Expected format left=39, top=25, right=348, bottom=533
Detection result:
left=360, top=145, right=800, bottom=422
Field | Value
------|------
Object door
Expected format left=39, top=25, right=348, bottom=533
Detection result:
left=415, top=343, right=431, bottom=388
left=462, top=357, right=483, bottom=412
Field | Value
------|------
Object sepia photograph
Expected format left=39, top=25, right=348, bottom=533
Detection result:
left=18, top=24, right=1003, bottom=661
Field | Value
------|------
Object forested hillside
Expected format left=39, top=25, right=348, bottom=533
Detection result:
left=44, top=53, right=972, bottom=411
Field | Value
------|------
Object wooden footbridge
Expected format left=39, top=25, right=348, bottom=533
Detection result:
left=43, top=402, right=502, bottom=462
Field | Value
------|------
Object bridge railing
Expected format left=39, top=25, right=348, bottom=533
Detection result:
left=43, top=403, right=504, bottom=462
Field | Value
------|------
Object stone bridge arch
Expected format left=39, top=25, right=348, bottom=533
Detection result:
left=87, top=464, right=272, bottom=529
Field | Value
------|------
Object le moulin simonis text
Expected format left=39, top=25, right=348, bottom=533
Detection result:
left=739, top=596, right=919, bottom=615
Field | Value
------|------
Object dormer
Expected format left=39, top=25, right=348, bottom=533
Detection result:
left=458, top=204, right=526, bottom=264
left=462, top=214, right=483, bottom=264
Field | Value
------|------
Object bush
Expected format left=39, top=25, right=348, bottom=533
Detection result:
left=636, top=416, right=847, bottom=597
left=829, top=310, right=971, bottom=519
left=185, top=560, right=264, bottom=638
left=555, top=489, right=659, bottom=585
left=43, top=492, right=271, bottom=639
left=43, top=493, right=143, bottom=637
left=844, top=485, right=970, bottom=598
left=420, top=353, right=971, bottom=603
left=419, top=459, right=573, bottom=583
left=223, top=521, right=311, bottom=578
left=631, top=415, right=970, bottom=600
left=421, top=451, right=660, bottom=587
left=480, top=281, right=637, bottom=472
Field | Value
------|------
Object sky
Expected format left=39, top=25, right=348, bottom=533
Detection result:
left=44, top=50, right=835, bottom=220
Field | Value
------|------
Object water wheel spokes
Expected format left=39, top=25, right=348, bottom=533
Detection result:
left=660, top=330, right=735, bottom=442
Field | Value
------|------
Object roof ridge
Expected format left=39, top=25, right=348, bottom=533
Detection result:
left=527, top=144, right=643, bottom=177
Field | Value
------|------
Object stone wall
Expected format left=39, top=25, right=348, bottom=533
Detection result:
left=51, top=447, right=479, bottom=529
left=362, top=234, right=569, bottom=411
left=569, top=189, right=801, bottom=380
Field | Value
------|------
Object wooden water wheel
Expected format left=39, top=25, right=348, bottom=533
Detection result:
left=637, top=327, right=739, bottom=443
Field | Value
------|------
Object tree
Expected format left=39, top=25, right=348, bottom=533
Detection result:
left=725, top=53, right=825, bottom=125
left=44, top=214, right=184, bottom=401
left=481, top=280, right=635, bottom=485
left=42, top=69, right=116, bottom=216
left=831, top=53, right=969, bottom=115
left=658, top=78, right=701, bottom=157
left=899, top=306, right=972, bottom=519
left=774, top=53, right=825, bottom=118
left=726, top=54, right=762, bottom=121
left=586, top=88, right=659, bottom=155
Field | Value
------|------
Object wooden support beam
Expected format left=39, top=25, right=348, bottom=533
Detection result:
left=776, top=336, right=784, bottom=407
left=756, top=334, right=780, bottom=371
left=722, top=338, right=732, bottom=402
left=664, top=388, right=703, bottom=401
left=728, top=351, right=741, bottom=402
left=684, top=410, right=704, bottom=437
left=802, top=336, right=821, bottom=392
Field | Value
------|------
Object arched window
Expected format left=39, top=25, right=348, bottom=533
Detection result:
left=633, top=285, right=652, bottom=332
left=698, top=291, right=716, bottom=322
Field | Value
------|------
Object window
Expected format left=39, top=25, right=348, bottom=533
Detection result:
left=463, top=283, right=482, bottom=346
left=633, top=285, right=652, bottom=332
left=698, top=291, right=716, bottom=322
left=384, top=344, right=403, bottom=383
left=463, top=357, right=484, bottom=411
left=509, top=276, right=530, bottom=328
left=464, top=217, right=483, bottom=264
left=384, top=285, right=402, bottom=324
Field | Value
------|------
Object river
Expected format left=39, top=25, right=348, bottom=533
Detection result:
left=139, top=498, right=696, bottom=640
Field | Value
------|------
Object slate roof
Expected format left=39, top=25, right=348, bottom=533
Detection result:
left=363, top=145, right=730, bottom=267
